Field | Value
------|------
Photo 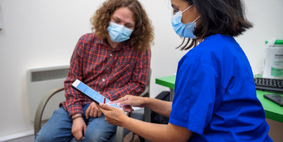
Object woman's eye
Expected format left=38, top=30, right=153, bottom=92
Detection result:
left=173, top=9, right=179, bottom=14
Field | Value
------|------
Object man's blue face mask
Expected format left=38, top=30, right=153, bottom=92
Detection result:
left=107, top=22, right=134, bottom=43
left=171, top=5, right=199, bottom=39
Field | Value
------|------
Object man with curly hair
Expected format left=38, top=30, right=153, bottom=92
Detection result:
left=34, top=0, right=154, bottom=141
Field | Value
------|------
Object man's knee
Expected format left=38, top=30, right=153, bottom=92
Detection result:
left=84, top=128, right=113, bottom=142
left=35, top=129, right=73, bottom=142
left=35, top=132, right=56, bottom=142
left=34, top=107, right=72, bottom=142
left=84, top=115, right=116, bottom=141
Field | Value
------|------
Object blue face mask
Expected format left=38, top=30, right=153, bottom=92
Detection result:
left=171, top=5, right=199, bottom=39
left=107, top=22, right=134, bottom=43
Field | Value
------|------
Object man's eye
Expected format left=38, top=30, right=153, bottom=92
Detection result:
left=126, top=26, right=133, bottom=29
left=113, top=18, right=120, bottom=23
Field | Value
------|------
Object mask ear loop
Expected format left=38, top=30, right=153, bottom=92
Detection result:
left=193, top=16, right=200, bottom=22
left=182, top=4, right=194, bottom=13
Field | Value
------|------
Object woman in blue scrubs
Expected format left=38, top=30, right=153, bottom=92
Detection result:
left=99, top=0, right=273, bottom=141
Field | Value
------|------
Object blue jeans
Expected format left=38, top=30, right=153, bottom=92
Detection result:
left=34, top=104, right=117, bottom=142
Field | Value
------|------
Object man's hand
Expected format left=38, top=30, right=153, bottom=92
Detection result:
left=71, top=115, right=86, bottom=141
left=109, top=95, right=146, bottom=112
left=98, top=103, right=128, bottom=127
left=85, top=102, right=102, bottom=119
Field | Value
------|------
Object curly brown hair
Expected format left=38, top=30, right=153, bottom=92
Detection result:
left=90, top=0, right=154, bottom=51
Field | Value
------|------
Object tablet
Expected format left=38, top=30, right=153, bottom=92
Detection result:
left=263, top=94, right=283, bottom=107
left=71, top=79, right=121, bottom=109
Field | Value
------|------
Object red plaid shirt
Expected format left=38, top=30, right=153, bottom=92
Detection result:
left=60, top=33, right=151, bottom=116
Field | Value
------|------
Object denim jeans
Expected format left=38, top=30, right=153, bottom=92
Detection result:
left=34, top=104, right=117, bottom=142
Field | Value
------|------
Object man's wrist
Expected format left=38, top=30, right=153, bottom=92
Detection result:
left=72, top=115, right=82, bottom=121
left=72, top=114, right=82, bottom=119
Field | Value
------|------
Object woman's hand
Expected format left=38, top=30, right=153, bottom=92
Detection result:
left=98, top=103, right=128, bottom=127
left=109, top=95, right=146, bottom=112
left=85, top=102, right=102, bottom=119
left=99, top=103, right=192, bottom=142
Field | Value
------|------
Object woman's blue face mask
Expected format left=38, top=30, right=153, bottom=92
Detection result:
left=171, top=5, right=199, bottom=39
left=107, top=22, right=133, bottom=43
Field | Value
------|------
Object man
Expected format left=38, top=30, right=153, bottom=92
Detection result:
left=34, top=0, right=153, bottom=141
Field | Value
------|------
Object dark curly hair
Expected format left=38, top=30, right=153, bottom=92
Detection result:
left=177, top=0, right=253, bottom=50
left=90, top=0, right=154, bottom=51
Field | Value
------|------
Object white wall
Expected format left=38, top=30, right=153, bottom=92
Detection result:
left=237, top=0, right=283, bottom=74
left=0, top=0, right=282, bottom=139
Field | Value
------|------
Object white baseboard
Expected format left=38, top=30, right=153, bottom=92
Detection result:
left=0, top=130, right=34, bottom=142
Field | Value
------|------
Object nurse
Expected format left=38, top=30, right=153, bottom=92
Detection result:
left=99, top=0, right=273, bottom=141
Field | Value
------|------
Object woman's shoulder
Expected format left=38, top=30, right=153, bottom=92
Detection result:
left=201, top=34, right=235, bottom=48
left=196, top=34, right=239, bottom=56
left=181, top=34, right=240, bottom=67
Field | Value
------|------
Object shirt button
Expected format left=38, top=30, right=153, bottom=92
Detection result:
left=110, top=54, right=112, bottom=57
left=102, top=79, right=105, bottom=82
left=98, top=91, right=101, bottom=94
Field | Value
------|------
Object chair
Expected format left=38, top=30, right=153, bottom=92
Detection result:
left=34, top=69, right=151, bottom=142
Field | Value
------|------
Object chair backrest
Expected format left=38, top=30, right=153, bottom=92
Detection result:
left=148, top=69, right=152, bottom=88
left=138, top=69, right=151, bottom=98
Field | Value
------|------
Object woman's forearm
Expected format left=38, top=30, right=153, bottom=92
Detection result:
left=99, top=97, right=191, bottom=141
left=143, top=98, right=172, bottom=118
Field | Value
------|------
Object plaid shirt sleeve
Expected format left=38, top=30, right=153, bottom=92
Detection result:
left=104, top=48, right=151, bottom=101
left=63, top=35, right=87, bottom=116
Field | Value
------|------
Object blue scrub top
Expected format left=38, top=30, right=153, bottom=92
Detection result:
left=169, top=34, right=272, bottom=142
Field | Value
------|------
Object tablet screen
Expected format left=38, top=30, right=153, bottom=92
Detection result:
left=73, top=80, right=120, bottom=109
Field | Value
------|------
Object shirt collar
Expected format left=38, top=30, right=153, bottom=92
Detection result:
left=94, top=33, right=131, bottom=51
left=94, top=35, right=105, bottom=45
